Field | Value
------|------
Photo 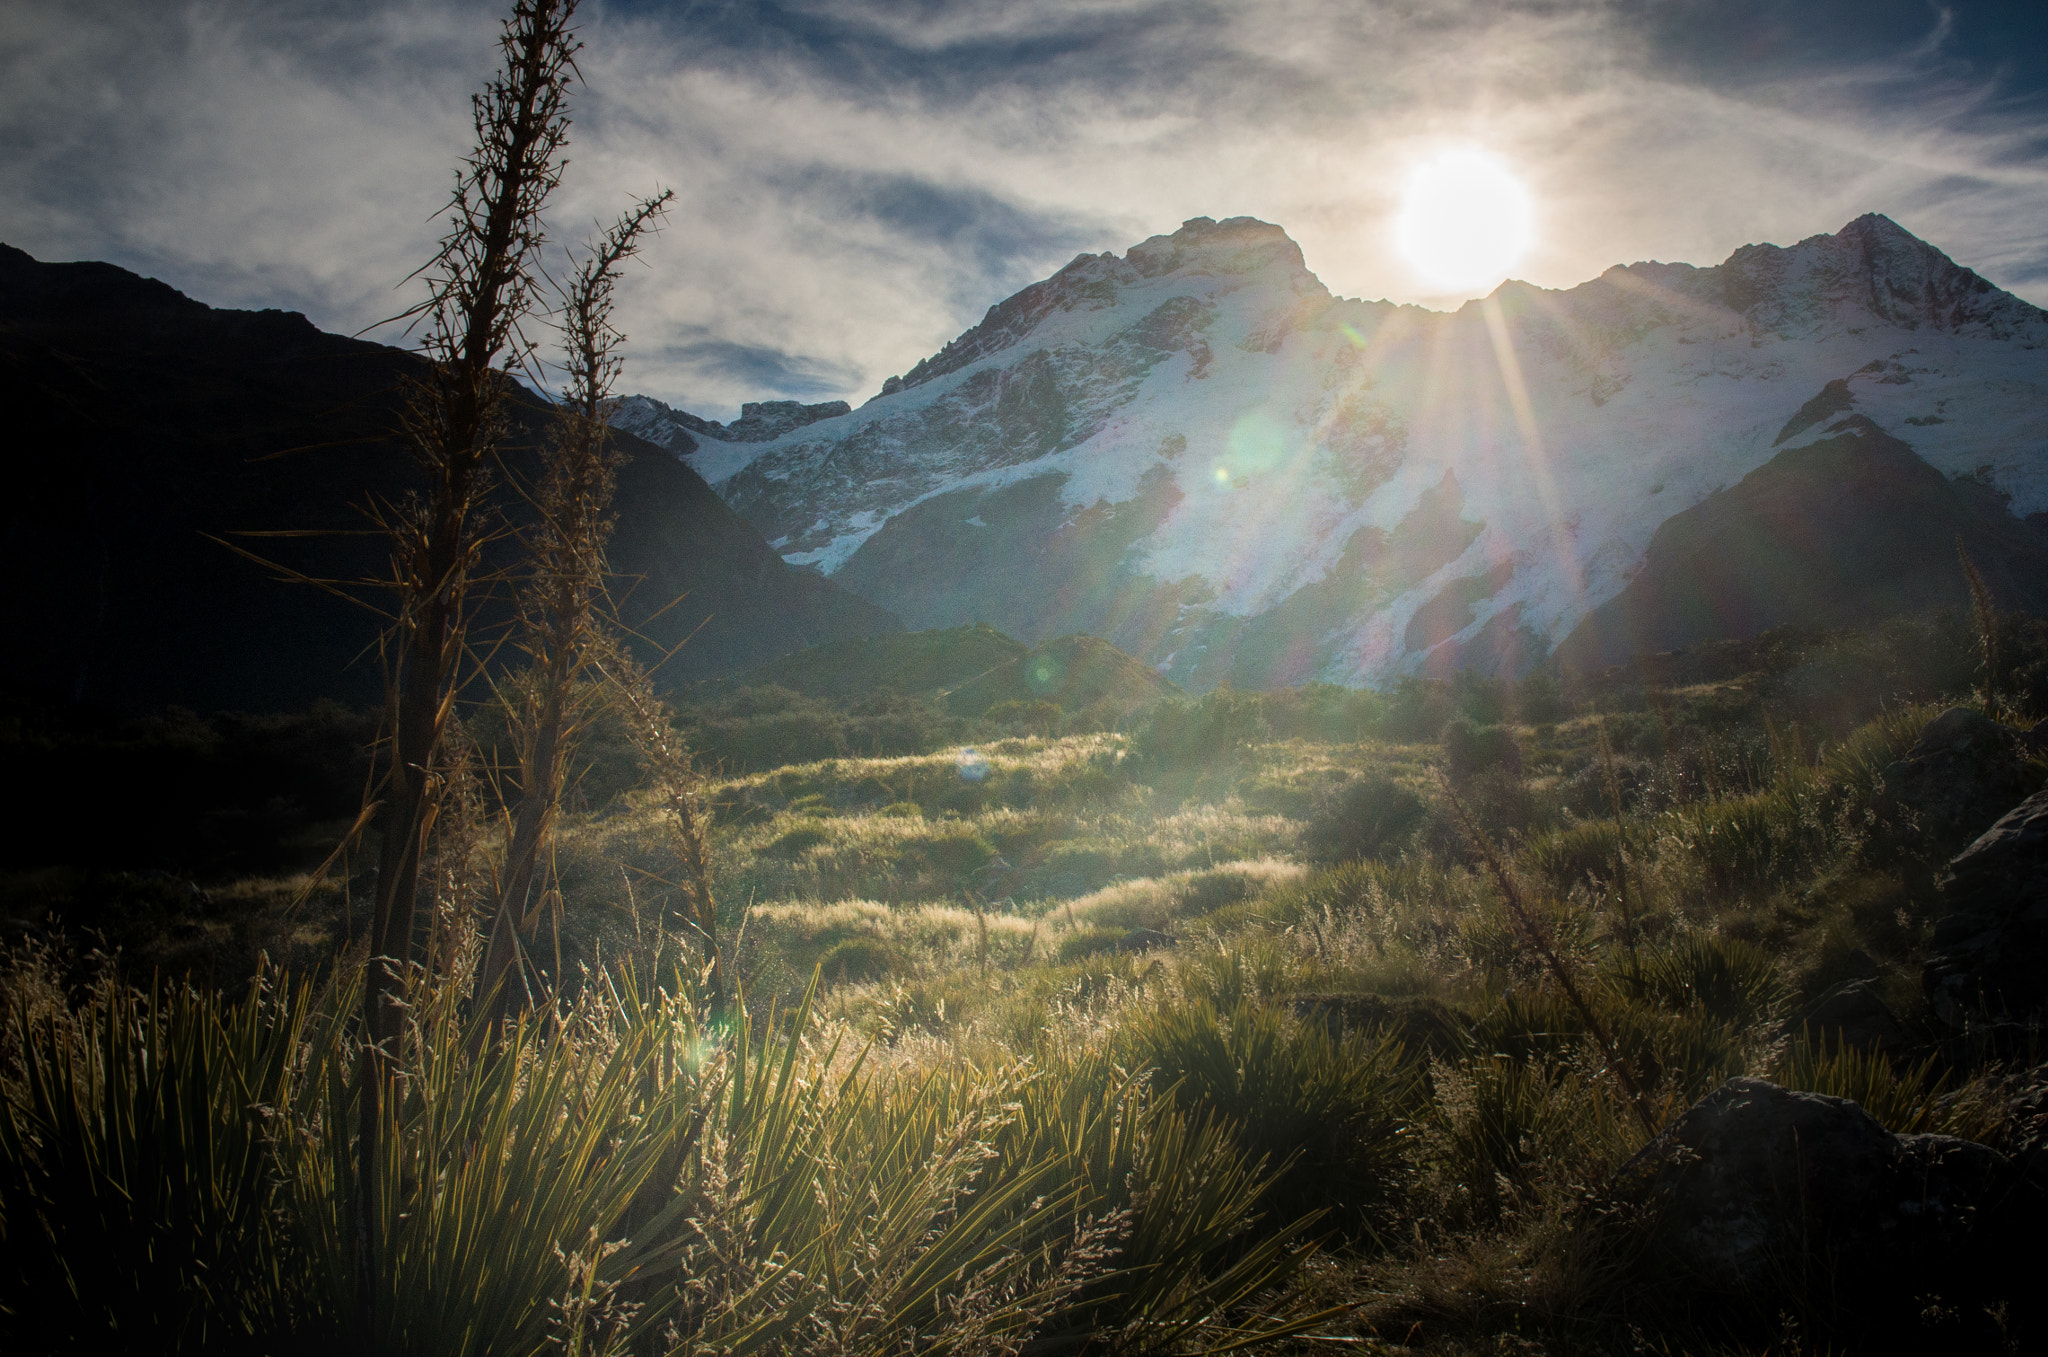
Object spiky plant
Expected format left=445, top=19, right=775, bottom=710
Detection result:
left=477, top=191, right=672, bottom=1020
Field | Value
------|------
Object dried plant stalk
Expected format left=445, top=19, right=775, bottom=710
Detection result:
left=1441, top=777, right=1658, bottom=1137
left=358, top=0, right=581, bottom=1325
left=1958, top=538, right=2004, bottom=713
left=601, top=647, right=727, bottom=1024
left=477, top=190, right=672, bottom=1020
left=1594, top=708, right=1639, bottom=973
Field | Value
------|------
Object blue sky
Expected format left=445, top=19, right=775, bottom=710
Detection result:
left=3, top=0, right=2043, bottom=418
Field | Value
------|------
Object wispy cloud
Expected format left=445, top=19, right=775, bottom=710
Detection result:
left=4, top=0, right=2043, bottom=418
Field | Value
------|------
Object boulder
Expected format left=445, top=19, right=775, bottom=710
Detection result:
left=1924, top=788, right=2048, bottom=1024
left=1787, top=977, right=1913, bottom=1055
left=1877, top=707, right=2042, bottom=855
left=1595, top=1078, right=2039, bottom=1343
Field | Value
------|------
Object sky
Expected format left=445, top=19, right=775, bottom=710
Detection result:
left=3, top=0, right=2045, bottom=419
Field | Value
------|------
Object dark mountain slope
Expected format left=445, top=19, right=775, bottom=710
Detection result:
left=1553, top=417, right=2048, bottom=674
left=0, top=244, right=899, bottom=714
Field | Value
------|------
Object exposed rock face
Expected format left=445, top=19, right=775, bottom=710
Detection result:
left=1788, top=978, right=1913, bottom=1055
left=1599, top=1077, right=2039, bottom=1342
left=1925, top=788, right=2048, bottom=1024
left=1878, top=708, right=2045, bottom=856
left=610, top=394, right=851, bottom=452
left=623, top=213, right=2048, bottom=690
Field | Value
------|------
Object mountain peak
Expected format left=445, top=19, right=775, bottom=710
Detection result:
left=877, top=216, right=1318, bottom=399
left=1715, top=214, right=2046, bottom=339
left=1126, top=216, right=1307, bottom=280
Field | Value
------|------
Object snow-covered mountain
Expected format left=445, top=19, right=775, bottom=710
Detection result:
left=620, top=214, right=2048, bottom=689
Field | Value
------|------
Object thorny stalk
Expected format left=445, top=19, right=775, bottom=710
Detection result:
left=477, top=190, right=673, bottom=1023
left=1441, top=777, right=1659, bottom=1138
left=601, top=647, right=728, bottom=1025
left=1593, top=708, right=1639, bottom=975
left=1958, top=538, right=2005, bottom=715
left=359, top=0, right=580, bottom=1327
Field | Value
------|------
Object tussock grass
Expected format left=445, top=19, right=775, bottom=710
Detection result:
left=16, top=621, right=2046, bottom=1352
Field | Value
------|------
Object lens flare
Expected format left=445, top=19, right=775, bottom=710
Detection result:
left=1394, top=149, right=1534, bottom=295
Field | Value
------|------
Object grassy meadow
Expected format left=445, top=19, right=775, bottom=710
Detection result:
left=4, top=612, right=2047, bottom=1354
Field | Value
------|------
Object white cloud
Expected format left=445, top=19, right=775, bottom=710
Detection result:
left=3, top=0, right=2043, bottom=419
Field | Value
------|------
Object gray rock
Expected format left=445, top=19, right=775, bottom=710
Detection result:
left=1597, top=1077, right=2038, bottom=1340
left=1924, top=788, right=2048, bottom=1024
left=1878, top=707, right=2041, bottom=855
left=1787, top=977, right=1913, bottom=1054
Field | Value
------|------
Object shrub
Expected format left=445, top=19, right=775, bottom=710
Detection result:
left=1514, top=671, right=1570, bottom=724
left=1301, top=773, right=1427, bottom=863
left=766, top=819, right=832, bottom=856
left=1126, top=997, right=1419, bottom=1234
left=1611, top=933, right=1784, bottom=1029
left=817, top=936, right=905, bottom=983
left=1381, top=677, right=1456, bottom=742
left=1056, top=925, right=1131, bottom=962
left=1775, top=1037, right=2003, bottom=1141
left=1525, top=819, right=1624, bottom=893
left=1441, top=719, right=1522, bottom=782
left=1133, top=689, right=1271, bottom=769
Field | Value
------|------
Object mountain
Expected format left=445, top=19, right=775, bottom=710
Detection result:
left=1553, top=416, right=2048, bottom=670
left=612, top=394, right=851, bottom=452
left=626, top=214, right=2048, bottom=689
left=0, top=244, right=900, bottom=715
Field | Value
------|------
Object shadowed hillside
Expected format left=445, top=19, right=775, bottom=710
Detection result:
left=0, top=244, right=900, bottom=714
left=1555, top=416, right=2048, bottom=674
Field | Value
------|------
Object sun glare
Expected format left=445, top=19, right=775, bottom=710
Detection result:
left=1393, top=149, right=1535, bottom=296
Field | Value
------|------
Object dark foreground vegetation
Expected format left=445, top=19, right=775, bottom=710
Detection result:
left=8, top=3, right=2048, bottom=1353
left=6, top=602, right=2048, bottom=1355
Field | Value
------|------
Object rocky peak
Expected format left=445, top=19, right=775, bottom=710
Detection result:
left=1125, top=216, right=1310, bottom=280
left=1715, top=213, right=2048, bottom=340
left=879, top=216, right=1318, bottom=398
left=724, top=399, right=853, bottom=442
left=610, top=393, right=850, bottom=452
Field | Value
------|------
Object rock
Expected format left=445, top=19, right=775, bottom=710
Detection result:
left=1924, top=788, right=2048, bottom=1024
left=1877, top=707, right=2041, bottom=855
left=1597, top=1077, right=2040, bottom=1342
left=1787, top=977, right=1913, bottom=1054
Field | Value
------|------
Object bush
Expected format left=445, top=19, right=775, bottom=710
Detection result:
left=1133, top=689, right=1270, bottom=769
left=1056, top=925, right=1131, bottom=962
left=1612, top=933, right=1784, bottom=1029
left=1301, top=773, right=1427, bottom=863
left=766, top=820, right=832, bottom=856
left=1441, top=719, right=1521, bottom=782
left=1126, top=998, right=1418, bottom=1235
left=1514, top=671, right=1569, bottom=724
left=817, top=936, right=905, bottom=983
left=1381, top=677, right=1455, bottom=742
left=1525, top=819, right=1625, bottom=893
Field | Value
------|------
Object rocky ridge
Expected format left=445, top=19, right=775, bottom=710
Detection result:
left=621, top=214, right=2048, bottom=690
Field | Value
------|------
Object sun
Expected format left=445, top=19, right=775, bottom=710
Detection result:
left=1393, top=149, right=1535, bottom=295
